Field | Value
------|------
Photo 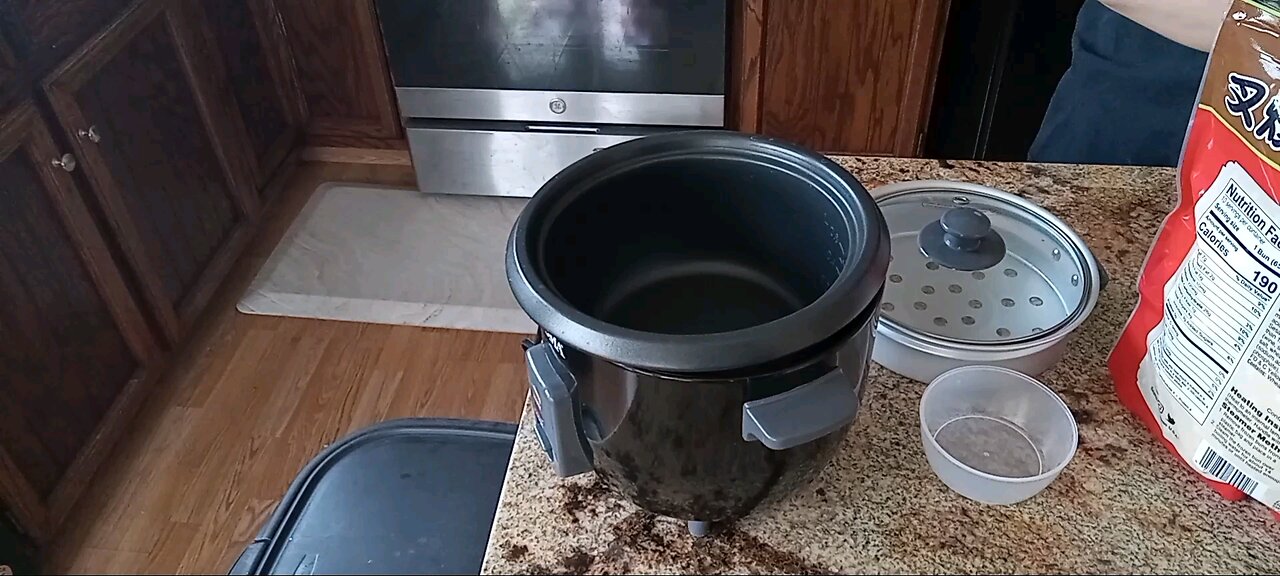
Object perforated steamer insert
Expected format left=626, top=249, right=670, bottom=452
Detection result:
left=871, top=180, right=1104, bottom=381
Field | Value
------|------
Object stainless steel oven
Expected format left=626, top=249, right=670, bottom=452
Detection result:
left=377, top=0, right=728, bottom=197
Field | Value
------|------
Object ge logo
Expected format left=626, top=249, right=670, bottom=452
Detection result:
left=549, top=98, right=567, bottom=114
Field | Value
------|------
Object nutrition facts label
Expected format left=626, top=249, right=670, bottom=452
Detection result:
left=1155, top=176, right=1280, bottom=422
left=1146, top=161, right=1280, bottom=507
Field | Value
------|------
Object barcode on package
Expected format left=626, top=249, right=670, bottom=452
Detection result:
left=1198, top=447, right=1260, bottom=495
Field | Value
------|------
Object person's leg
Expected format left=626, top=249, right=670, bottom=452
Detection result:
left=1029, top=0, right=1206, bottom=166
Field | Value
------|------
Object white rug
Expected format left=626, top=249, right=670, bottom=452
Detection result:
left=238, top=183, right=536, bottom=334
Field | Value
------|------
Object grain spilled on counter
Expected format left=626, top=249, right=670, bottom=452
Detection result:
left=501, top=543, right=529, bottom=562
left=559, top=479, right=614, bottom=525
left=589, top=511, right=834, bottom=575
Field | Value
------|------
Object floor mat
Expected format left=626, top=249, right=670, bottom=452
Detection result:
left=238, top=183, right=534, bottom=334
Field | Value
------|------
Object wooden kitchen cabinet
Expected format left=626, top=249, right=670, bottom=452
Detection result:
left=43, top=0, right=258, bottom=344
left=0, top=0, right=303, bottom=545
left=0, top=0, right=134, bottom=77
left=275, top=0, right=401, bottom=148
left=732, top=0, right=950, bottom=156
left=0, top=103, right=162, bottom=543
left=190, top=0, right=307, bottom=193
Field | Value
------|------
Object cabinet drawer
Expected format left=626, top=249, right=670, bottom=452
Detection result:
left=407, top=125, right=640, bottom=198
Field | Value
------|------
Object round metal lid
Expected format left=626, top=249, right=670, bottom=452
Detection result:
left=873, top=180, right=1099, bottom=347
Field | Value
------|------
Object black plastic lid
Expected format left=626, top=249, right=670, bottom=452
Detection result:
left=229, top=419, right=516, bottom=575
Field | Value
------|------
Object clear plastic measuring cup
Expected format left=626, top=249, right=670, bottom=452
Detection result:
left=920, top=365, right=1078, bottom=504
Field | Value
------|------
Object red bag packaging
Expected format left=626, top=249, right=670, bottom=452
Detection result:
left=1110, top=0, right=1280, bottom=516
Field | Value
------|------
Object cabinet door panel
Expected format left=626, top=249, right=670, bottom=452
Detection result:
left=0, top=103, right=160, bottom=543
left=277, top=0, right=399, bottom=141
left=195, top=0, right=304, bottom=191
left=44, top=0, right=256, bottom=342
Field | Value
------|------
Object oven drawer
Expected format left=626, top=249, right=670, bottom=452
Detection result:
left=396, top=88, right=724, bottom=127
left=407, top=126, right=645, bottom=198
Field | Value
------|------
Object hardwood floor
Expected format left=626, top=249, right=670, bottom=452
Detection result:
left=47, top=162, right=531, bottom=573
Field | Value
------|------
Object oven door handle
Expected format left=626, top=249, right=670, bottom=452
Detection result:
left=525, top=124, right=601, bottom=134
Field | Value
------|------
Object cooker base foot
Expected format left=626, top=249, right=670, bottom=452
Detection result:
left=687, top=520, right=711, bottom=538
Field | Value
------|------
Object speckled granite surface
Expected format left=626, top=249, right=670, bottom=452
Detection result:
left=481, top=157, right=1280, bottom=575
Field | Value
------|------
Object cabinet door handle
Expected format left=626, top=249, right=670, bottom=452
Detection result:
left=77, top=126, right=101, bottom=143
left=51, top=153, right=77, bottom=172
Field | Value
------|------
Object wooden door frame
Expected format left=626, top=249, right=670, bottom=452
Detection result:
left=41, top=0, right=257, bottom=343
left=0, top=102, right=163, bottom=543
left=895, top=0, right=951, bottom=155
left=729, top=0, right=767, bottom=133
left=729, top=0, right=951, bottom=156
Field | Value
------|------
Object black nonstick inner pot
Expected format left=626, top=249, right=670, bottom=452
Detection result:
left=508, top=131, right=889, bottom=374
left=546, top=156, right=835, bottom=335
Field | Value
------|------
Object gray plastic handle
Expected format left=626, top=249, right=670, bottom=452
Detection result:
left=526, top=342, right=593, bottom=477
left=742, top=368, right=859, bottom=450
left=919, top=207, right=1007, bottom=271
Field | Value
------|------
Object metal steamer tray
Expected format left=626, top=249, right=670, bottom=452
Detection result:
left=870, top=180, right=1105, bottom=383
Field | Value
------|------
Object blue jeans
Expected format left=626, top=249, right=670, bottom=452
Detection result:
left=1029, top=0, right=1207, bottom=166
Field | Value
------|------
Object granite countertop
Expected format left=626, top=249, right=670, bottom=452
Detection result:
left=480, top=157, right=1280, bottom=574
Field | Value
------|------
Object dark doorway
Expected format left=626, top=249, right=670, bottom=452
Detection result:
left=925, top=0, right=1086, bottom=161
